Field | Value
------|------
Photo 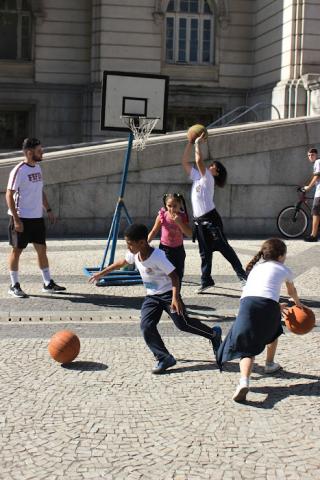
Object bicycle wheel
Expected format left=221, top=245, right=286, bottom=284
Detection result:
left=277, top=206, right=309, bottom=238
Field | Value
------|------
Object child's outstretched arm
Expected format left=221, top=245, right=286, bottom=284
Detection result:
left=285, top=281, right=303, bottom=307
left=148, top=215, right=161, bottom=243
left=89, top=258, right=128, bottom=283
left=181, top=142, right=193, bottom=175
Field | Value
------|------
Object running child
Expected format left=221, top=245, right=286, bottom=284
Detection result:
left=303, top=147, right=320, bottom=242
left=216, top=238, right=303, bottom=403
left=148, top=193, right=192, bottom=285
left=90, top=223, right=221, bottom=374
left=181, top=134, right=247, bottom=293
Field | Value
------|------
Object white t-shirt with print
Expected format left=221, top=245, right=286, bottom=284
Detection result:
left=125, top=248, right=175, bottom=295
left=313, top=158, right=320, bottom=197
left=190, top=167, right=215, bottom=218
left=242, top=261, right=294, bottom=302
left=7, top=162, right=44, bottom=218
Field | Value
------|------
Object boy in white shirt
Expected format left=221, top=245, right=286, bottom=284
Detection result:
left=90, top=224, right=222, bottom=374
left=303, top=147, right=320, bottom=242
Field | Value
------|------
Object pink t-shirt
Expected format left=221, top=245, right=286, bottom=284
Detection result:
left=159, top=208, right=187, bottom=248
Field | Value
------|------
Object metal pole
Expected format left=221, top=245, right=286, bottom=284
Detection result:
left=100, top=131, right=134, bottom=268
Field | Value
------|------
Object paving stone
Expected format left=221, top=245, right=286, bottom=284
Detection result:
left=0, top=239, right=319, bottom=479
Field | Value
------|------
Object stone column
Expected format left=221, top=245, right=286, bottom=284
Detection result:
left=302, top=74, right=320, bottom=116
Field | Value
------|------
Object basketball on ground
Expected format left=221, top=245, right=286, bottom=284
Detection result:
left=48, top=330, right=80, bottom=364
left=283, top=305, right=315, bottom=335
left=187, top=124, right=208, bottom=144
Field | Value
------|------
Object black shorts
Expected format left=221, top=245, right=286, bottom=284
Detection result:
left=8, top=217, right=46, bottom=249
left=312, top=197, right=320, bottom=216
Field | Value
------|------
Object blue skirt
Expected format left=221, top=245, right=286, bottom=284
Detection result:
left=216, top=296, right=283, bottom=370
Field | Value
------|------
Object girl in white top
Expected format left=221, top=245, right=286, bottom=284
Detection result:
left=181, top=134, right=247, bottom=293
left=216, top=238, right=303, bottom=403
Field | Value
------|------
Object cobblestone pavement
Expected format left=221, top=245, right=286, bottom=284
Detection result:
left=0, top=238, right=319, bottom=479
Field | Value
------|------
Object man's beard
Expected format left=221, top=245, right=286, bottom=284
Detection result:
left=32, top=154, right=42, bottom=162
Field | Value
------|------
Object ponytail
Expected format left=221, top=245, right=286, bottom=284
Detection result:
left=177, top=193, right=189, bottom=222
left=246, top=251, right=263, bottom=274
left=246, top=238, right=287, bottom=274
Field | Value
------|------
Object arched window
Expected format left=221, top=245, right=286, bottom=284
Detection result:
left=0, top=0, right=32, bottom=60
left=165, top=0, right=214, bottom=65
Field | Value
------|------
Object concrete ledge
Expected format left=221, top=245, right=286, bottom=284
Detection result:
left=1, top=116, right=319, bottom=235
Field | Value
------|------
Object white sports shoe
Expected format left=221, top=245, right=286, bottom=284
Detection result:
left=264, top=362, right=282, bottom=374
left=232, top=384, right=249, bottom=402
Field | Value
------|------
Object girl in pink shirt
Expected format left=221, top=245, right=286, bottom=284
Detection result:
left=148, top=193, right=192, bottom=286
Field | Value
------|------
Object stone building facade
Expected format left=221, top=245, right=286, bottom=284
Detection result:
left=1, top=0, right=320, bottom=150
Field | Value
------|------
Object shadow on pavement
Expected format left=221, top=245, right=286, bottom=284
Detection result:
left=62, top=361, right=108, bottom=371
left=300, top=298, right=320, bottom=309
left=163, top=362, right=217, bottom=374
left=30, top=292, right=144, bottom=309
left=247, top=379, right=320, bottom=409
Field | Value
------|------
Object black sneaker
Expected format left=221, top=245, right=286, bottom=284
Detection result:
left=304, top=235, right=318, bottom=242
left=152, top=355, right=176, bottom=374
left=42, top=279, right=66, bottom=293
left=8, top=282, right=28, bottom=298
left=211, top=326, right=222, bottom=355
left=195, top=280, right=215, bottom=294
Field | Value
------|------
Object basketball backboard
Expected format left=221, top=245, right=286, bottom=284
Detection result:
left=101, top=71, right=169, bottom=133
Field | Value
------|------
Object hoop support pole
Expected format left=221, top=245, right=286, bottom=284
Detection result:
left=99, top=131, right=134, bottom=269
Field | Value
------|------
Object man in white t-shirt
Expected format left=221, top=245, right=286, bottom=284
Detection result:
left=303, top=147, right=320, bottom=242
left=89, top=224, right=222, bottom=374
left=6, top=137, right=66, bottom=298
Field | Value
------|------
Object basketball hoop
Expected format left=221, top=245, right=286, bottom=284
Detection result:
left=121, top=116, right=159, bottom=151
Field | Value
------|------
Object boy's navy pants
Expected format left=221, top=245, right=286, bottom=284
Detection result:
left=140, top=290, right=214, bottom=361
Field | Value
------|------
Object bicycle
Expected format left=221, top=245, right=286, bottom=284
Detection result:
left=277, top=187, right=313, bottom=238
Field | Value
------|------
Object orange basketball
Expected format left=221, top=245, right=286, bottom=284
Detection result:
left=284, top=306, right=315, bottom=335
left=48, top=330, right=80, bottom=364
left=187, top=124, right=208, bottom=144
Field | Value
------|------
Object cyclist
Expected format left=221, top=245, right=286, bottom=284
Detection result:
left=303, top=148, right=320, bottom=242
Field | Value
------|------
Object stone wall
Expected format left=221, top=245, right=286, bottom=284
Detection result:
left=1, top=116, right=319, bottom=237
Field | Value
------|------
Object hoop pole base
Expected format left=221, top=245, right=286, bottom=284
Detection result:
left=83, top=132, right=142, bottom=286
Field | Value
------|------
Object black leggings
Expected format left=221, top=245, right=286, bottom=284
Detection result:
left=194, top=209, right=246, bottom=284
left=159, top=243, right=186, bottom=285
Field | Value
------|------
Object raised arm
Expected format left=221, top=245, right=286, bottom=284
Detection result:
left=181, top=142, right=193, bottom=175
left=148, top=215, right=162, bottom=243
left=194, top=135, right=207, bottom=177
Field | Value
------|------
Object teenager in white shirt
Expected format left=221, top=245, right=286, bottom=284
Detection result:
left=6, top=138, right=66, bottom=298
left=216, top=238, right=303, bottom=403
left=181, top=134, right=247, bottom=293
left=303, top=147, right=320, bottom=242
left=90, top=224, right=222, bottom=374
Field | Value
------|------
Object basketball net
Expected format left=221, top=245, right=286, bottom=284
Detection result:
left=121, top=116, right=159, bottom=151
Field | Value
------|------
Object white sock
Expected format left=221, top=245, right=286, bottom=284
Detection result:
left=239, top=377, right=249, bottom=387
left=41, top=268, right=51, bottom=286
left=10, top=271, right=19, bottom=286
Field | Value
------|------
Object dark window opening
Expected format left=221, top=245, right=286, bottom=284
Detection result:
left=0, top=109, right=29, bottom=149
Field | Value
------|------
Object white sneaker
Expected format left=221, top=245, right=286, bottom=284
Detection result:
left=232, top=384, right=249, bottom=402
left=264, top=362, right=282, bottom=374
